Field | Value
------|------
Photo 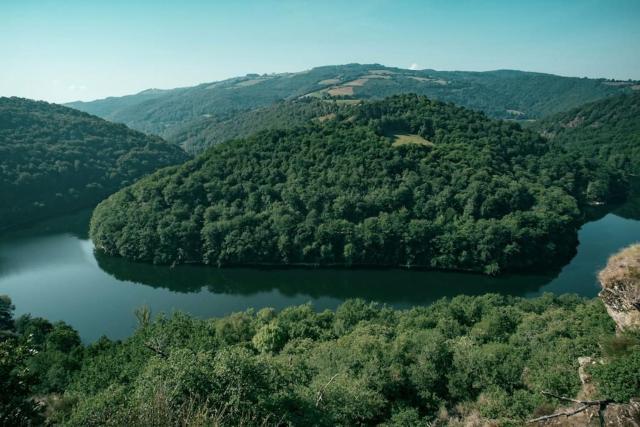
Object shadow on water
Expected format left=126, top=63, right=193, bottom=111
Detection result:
left=0, top=208, right=92, bottom=241
left=1, top=186, right=639, bottom=341
left=94, top=184, right=640, bottom=305
left=95, top=250, right=558, bottom=305
left=610, top=178, right=640, bottom=221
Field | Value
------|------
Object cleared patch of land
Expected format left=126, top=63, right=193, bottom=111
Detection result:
left=318, top=78, right=341, bottom=85
left=314, top=113, right=337, bottom=122
left=362, top=74, right=391, bottom=79
left=391, top=133, right=434, bottom=147
left=302, top=89, right=328, bottom=98
left=328, top=86, right=354, bottom=96
left=408, top=76, right=448, bottom=85
left=343, top=78, right=369, bottom=86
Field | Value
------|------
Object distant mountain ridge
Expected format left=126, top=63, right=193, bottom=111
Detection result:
left=67, top=64, right=638, bottom=149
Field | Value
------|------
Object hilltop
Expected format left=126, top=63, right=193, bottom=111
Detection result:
left=66, top=64, right=638, bottom=153
left=0, top=97, right=189, bottom=229
left=89, top=94, right=624, bottom=274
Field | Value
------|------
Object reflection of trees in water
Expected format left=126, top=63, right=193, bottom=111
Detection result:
left=1, top=209, right=92, bottom=240
left=605, top=179, right=640, bottom=220
left=92, top=185, right=640, bottom=305
left=614, top=184, right=640, bottom=221
left=0, top=255, right=7, bottom=278
left=580, top=181, right=640, bottom=222
left=0, top=209, right=92, bottom=278
left=95, top=250, right=557, bottom=305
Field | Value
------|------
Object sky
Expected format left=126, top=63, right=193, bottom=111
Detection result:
left=1, top=0, right=639, bottom=103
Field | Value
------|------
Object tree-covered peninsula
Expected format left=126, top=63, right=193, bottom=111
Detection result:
left=0, top=97, right=189, bottom=230
left=90, top=95, right=625, bottom=274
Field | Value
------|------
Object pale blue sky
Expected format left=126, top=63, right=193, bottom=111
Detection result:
left=1, top=0, right=639, bottom=103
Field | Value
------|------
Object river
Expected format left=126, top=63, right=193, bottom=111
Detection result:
left=1, top=199, right=639, bottom=342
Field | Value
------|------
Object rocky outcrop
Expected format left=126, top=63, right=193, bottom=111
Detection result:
left=530, top=248, right=640, bottom=426
left=598, top=244, right=640, bottom=332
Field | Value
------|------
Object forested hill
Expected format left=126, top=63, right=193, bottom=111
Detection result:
left=167, top=98, right=349, bottom=154
left=90, top=94, right=625, bottom=274
left=67, top=63, right=637, bottom=144
left=0, top=97, right=189, bottom=230
left=533, top=92, right=640, bottom=174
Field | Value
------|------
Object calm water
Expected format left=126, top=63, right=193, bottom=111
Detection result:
left=1, top=203, right=639, bottom=342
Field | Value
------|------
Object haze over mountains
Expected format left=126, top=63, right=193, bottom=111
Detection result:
left=67, top=64, right=639, bottom=153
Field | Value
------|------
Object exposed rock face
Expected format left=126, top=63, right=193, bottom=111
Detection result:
left=532, top=247, right=640, bottom=426
left=604, top=401, right=640, bottom=427
left=598, top=244, right=640, bottom=332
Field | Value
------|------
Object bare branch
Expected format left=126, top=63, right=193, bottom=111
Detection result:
left=540, top=390, right=609, bottom=406
left=144, top=340, right=168, bottom=358
left=315, top=373, right=339, bottom=408
left=527, top=391, right=611, bottom=423
left=528, top=404, right=591, bottom=423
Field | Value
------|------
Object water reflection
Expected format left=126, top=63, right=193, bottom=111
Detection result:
left=1, top=191, right=639, bottom=342
left=95, top=251, right=556, bottom=304
left=1, top=208, right=91, bottom=240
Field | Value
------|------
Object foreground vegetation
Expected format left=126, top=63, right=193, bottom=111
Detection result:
left=0, top=97, right=189, bottom=230
left=1, top=292, right=638, bottom=426
left=90, top=95, right=625, bottom=273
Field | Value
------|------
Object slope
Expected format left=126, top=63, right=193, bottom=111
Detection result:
left=66, top=64, right=637, bottom=145
left=533, top=92, right=640, bottom=175
left=89, top=95, right=624, bottom=274
left=0, top=97, right=189, bottom=230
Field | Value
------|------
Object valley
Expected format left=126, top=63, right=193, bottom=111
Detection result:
left=4, top=0, right=640, bottom=423
left=2, top=60, right=639, bottom=427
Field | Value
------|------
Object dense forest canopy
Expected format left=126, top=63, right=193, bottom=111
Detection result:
left=533, top=92, right=640, bottom=175
left=2, top=293, right=638, bottom=426
left=168, top=98, right=349, bottom=154
left=67, top=64, right=637, bottom=146
left=0, top=97, right=189, bottom=229
left=90, top=95, right=625, bottom=274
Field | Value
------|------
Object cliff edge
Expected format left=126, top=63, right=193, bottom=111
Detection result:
left=599, top=244, right=640, bottom=332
